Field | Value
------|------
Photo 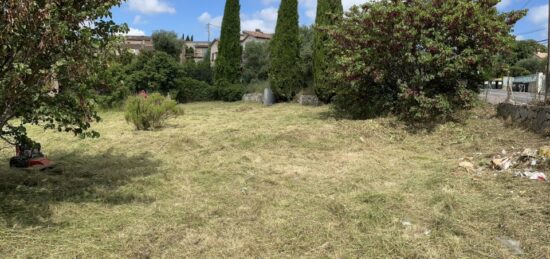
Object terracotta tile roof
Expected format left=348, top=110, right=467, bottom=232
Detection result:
left=242, top=30, right=273, bottom=40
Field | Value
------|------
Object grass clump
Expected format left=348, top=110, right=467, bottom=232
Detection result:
left=124, top=93, right=183, bottom=130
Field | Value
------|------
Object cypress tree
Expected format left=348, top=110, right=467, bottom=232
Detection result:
left=270, top=0, right=302, bottom=101
left=313, top=0, right=343, bottom=103
left=215, top=0, right=242, bottom=84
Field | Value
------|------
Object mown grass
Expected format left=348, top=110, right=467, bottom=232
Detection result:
left=0, top=102, right=549, bottom=258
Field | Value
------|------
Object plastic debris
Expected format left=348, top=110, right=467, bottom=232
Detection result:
left=497, top=237, right=524, bottom=255
left=516, top=172, right=547, bottom=181
left=521, top=148, right=537, bottom=158
left=491, top=158, right=512, bottom=171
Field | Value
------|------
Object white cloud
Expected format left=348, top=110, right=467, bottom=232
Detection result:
left=198, top=12, right=223, bottom=27
left=127, top=27, right=146, bottom=36
left=128, top=0, right=176, bottom=14
left=133, top=15, right=147, bottom=25
left=529, top=4, right=549, bottom=25
left=199, top=7, right=279, bottom=33
left=496, top=0, right=513, bottom=10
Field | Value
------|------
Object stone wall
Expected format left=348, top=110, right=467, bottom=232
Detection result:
left=242, top=93, right=263, bottom=103
left=497, top=103, right=550, bottom=134
left=298, top=95, right=321, bottom=106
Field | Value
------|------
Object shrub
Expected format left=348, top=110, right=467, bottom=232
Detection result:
left=242, top=42, right=270, bottom=84
left=246, top=80, right=269, bottom=94
left=172, top=77, right=216, bottom=103
left=152, top=30, right=183, bottom=60
left=124, top=93, right=183, bottom=130
left=329, top=0, right=525, bottom=121
left=216, top=81, right=246, bottom=102
left=182, top=60, right=213, bottom=84
left=125, top=50, right=184, bottom=94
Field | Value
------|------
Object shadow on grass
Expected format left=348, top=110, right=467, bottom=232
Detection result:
left=0, top=149, right=161, bottom=227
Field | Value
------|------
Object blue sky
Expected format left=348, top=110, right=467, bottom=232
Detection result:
left=111, top=0, right=549, bottom=42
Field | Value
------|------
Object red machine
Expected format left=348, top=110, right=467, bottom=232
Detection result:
left=9, top=142, right=56, bottom=171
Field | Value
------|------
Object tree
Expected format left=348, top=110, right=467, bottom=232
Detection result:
left=215, top=0, right=242, bottom=84
left=300, top=26, right=315, bottom=89
left=513, top=40, right=547, bottom=63
left=242, top=42, right=270, bottom=83
left=512, top=57, right=546, bottom=76
left=329, top=0, right=525, bottom=120
left=0, top=0, right=126, bottom=144
left=313, top=0, right=343, bottom=102
left=152, top=30, right=183, bottom=60
left=126, top=50, right=184, bottom=94
left=270, top=0, right=302, bottom=101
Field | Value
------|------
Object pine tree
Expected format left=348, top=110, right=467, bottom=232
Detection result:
left=191, top=35, right=194, bottom=41
left=270, top=0, right=302, bottom=101
left=313, top=0, right=343, bottom=103
left=215, top=0, right=242, bottom=84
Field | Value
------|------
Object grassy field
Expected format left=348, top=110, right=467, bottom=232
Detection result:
left=1, top=102, right=549, bottom=258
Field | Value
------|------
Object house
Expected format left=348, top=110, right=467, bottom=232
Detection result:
left=210, top=29, right=273, bottom=65
left=181, top=41, right=211, bottom=63
left=124, top=36, right=154, bottom=54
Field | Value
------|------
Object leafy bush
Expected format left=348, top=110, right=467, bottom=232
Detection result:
left=172, top=77, right=216, bottom=103
left=329, top=0, right=524, bottom=121
left=152, top=30, right=183, bottom=60
left=216, top=81, right=246, bottom=102
left=246, top=80, right=269, bottom=94
left=182, top=60, right=213, bottom=84
left=124, top=93, right=183, bottom=130
left=242, top=42, right=270, bottom=84
left=93, top=62, right=131, bottom=108
left=125, top=50, right=184, bottom=94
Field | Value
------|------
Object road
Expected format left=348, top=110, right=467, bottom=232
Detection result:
left=480, top=89, right=546, bottom=105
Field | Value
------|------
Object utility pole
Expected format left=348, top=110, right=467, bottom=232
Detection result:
left=207, top=23, right=211, bottom=42
left=546, top=0, right=550, bottom=103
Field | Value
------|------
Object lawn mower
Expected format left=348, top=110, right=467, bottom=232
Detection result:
left=9, top=141, right=56, bottom=171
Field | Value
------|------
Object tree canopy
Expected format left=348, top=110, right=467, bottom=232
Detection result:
left=0, top=0, right=126, bottom=144
left=313, top=0, right=343, bottom=102
left=270, top=0, right=302, bottom=101
left=329, top=0, right=525, bottom=120
left=215, top=0, right=242, bottom=84
left=152, top=30, right=183, bottom=60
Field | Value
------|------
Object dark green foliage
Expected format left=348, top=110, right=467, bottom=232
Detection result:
left=172, top=77, right=216, bottom=103
left=242, top=42, right=270, bottom=84
left=269, top=0, right=302, bottom=101
left=216, top=81, right=246, bottom=102
left=511, top=57, right=546, bottom=76
left=329, top=0, right=525, bottom=121
left=513, top=40, right=547, bottom=63
left=182, top=59, right=213, bottom=84
left=152, top=30, right=183, bottom=60
left=215, top=0, right=242, bottom=84
left=300, top=26, right=315, bottom=90
left=93, top=62, right=131, bottom=108
left=124, top=93, right=183, bottom=130
left=126, top=50, right=184, bottom=94
left=0, top=0, right=126, bottom=143
left=313, top=0, right=343, bottom=103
